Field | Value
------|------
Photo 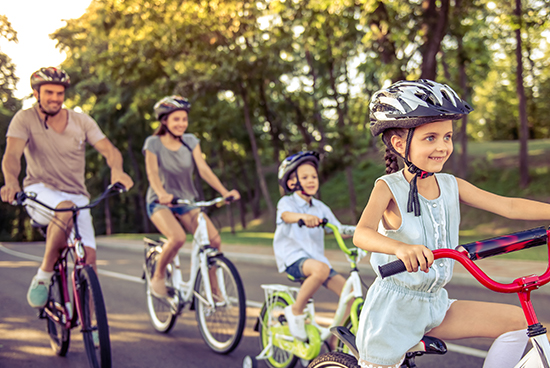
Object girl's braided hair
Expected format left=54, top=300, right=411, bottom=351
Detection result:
left=381, top=128, right=407, bottom=174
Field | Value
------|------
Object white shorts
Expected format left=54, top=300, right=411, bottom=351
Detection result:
left=24, top=183, right=96, bottom=249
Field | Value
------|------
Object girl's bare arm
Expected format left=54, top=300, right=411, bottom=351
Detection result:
left=354, top=180, right=433, bottom=272
left=457, top=178, right=550, bottom=220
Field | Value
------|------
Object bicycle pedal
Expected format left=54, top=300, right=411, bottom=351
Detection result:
left=278, top=314, right=287, bottom=324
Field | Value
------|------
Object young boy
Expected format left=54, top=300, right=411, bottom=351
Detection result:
left=273, top=151, right=355, bottom=341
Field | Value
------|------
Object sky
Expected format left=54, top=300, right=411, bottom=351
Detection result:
left=0, top=0, right=92, bottom=106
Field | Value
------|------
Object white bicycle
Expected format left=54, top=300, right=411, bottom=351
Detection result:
left=142, top=197, right=246, bottom=354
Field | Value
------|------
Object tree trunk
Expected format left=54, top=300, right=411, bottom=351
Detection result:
left=325, top=27, right=357, bottom=221
left=458, top=40, right=469, bottom=179
left=127, top=133, right=150, bottom=233
left=420, top=0, right=450, bottom=80
left=259, top=81, right=283, bottom=166
left=305, top=47, right=327, bottom=150
left=233, top=174, right=247, bottom=230
left=514, top=0, right=530, bottom=188
left=239, top=84, right=275, bottom=216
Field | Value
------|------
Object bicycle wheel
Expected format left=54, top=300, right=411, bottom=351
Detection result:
left=46, top=272, right=71, bottom=356
left=194, top=255, right=246, bottom=354
left=308, top=352, right=359, bottom=368
left=78, top=265, right=111, bottom=368
left=259, top=296, right=298, bottom=368
left=144, top=248, right=177, bottom=333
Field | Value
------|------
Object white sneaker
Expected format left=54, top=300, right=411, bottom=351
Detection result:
left=284, top=305, right=307, bottom=341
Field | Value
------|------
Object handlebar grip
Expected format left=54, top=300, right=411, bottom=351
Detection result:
left=225, top=195, right=234, bottom=203
left=378, top=259, right=407, bottom=279
left=297, top=218, right=328, bottom=227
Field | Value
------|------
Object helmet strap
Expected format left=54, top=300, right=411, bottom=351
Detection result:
left=36, top=92, right=62, bottom=129
left=401, top=128, right=433, bottom=217
left=162, top=122, right=183, bottom=140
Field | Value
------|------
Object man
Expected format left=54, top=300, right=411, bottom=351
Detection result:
left=0, top=66, right=134, bottom=308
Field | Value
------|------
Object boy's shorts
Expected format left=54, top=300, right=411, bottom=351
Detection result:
left=285, top=257, right=338, bottom=287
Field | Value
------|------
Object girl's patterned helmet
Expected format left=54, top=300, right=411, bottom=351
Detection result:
left=154, top=95, right=191, bottom=120
left=278, top=151, right=320, bottom=194
left=30, top=67, right=71, bottom=90
left=369, top=79, right=473, bottom=136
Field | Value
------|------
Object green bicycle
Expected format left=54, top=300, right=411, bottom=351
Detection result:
left=243, top=221, right=367, bottom=368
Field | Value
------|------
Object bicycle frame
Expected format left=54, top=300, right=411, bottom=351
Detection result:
left=432, top=249, right=550, bottom=367
left=169, top=210, right=219, bottom=309
left=378, top=226, right=550, bottom=367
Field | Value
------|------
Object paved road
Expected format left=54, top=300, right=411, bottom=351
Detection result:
left=1, top=241, right=549, bottom=367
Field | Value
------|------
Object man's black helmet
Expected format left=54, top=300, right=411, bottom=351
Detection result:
left=369, top=79, right=473, bottom=136
left=30, top=67, right=70, bottom=90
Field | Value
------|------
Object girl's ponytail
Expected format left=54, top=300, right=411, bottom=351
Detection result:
left=384, top=147, right=400, bottom=174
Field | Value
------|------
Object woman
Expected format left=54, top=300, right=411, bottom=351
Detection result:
left=143, top=95, right=240, bottom=297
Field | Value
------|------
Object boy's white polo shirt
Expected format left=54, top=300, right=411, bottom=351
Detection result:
left=273, top=192, right=341, bottom=273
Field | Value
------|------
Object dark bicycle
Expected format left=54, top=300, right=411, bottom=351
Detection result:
left=13, top=183, right=126, bottom=368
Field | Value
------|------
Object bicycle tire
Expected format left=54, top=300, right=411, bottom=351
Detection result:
left=46, top=272, right=71, bottom=356
left=307, top=352, right=359, bottom=368
left=194, top=255, right=246, bottom=354
left=78, top=265, right=111, bottom=368
left=259, top=296, right=298, bottom=368
left=144, top=248, right=177, bottom=333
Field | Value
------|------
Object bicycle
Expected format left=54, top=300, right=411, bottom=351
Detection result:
left=243, top=220, right=367, bottom=368
left=308, top=226, right=550, bottom=368
left=142, top=196, right=246, bottom=354
left=13, top=183, right=126, bottom=368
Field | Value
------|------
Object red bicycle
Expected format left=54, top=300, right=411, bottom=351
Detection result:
left=308, top=226, right=550, bottom=368
left=13, top=183, right=126, bottom=368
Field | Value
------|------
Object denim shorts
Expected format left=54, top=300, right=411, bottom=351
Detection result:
left=285, top=257, right=338, bottom=287
left=146, top=201, right=197, bottom=219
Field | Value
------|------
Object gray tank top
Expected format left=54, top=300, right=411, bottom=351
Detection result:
left=370, top=170, right=460, bottom=293
left=142, top=134, right=199, bottom=203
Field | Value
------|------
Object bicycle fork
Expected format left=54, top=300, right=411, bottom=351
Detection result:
left=516, top=276, right=550, bottom=367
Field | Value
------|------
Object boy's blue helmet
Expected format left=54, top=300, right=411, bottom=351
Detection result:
left=278, top=151, right=320, bottom=194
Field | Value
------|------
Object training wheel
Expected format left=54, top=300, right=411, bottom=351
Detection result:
left=243, top=355, right=258, bottom=368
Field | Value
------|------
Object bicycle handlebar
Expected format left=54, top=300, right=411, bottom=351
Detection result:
left=378, top=226, right=550, bottom=294
left=297, top=218, right=358, bottom=257
left=13, top=182, right=127, bottom=212
left=168, top=196, right=235, bottom=208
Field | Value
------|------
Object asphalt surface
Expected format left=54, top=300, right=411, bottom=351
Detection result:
left=0, top=238, right=549, bottom=368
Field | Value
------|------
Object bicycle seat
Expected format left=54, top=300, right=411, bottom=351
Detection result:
left=406, top=335, right=447, bottom=356
left=287, top=274, right=306, bottom=284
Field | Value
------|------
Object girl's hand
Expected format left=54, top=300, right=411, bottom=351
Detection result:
left=158, top=193, right=174, bottom=206
left=395, top=244, right=434, bottom=273
left=301, top=214, right=323, bottom=228
left=224, top=189, right=240, bottom=202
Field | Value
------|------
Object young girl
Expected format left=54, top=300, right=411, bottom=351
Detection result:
left=143, top=95, right=239, bottom=298
left=274, top=151, right=355, bottom=341
left=353, top=80, right=550, bottom=368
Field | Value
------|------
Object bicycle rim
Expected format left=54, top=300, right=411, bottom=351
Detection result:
left=259, top=296, right=298, bottom=368
left=194, top=255, right=246, bottom=354
left=78, top=265, right=111, bottom=368
left=144, top=249, right=177, bottom=332
left=46, top=273, right=71, bottom=356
